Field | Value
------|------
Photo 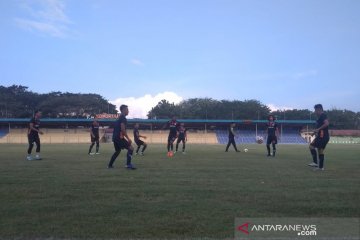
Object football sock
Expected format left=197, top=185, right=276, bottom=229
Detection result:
left=108, top=150, right=120, bottom=167
left=319, top=154, right=324, bottom=168
left=126, top=149, right=133, bottom=165
left=310, top=149, right=317, bottom=164
left=89, top=143, right=94, bottom=153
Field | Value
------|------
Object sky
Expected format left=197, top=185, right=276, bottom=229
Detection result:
left=1, top=0, right=359, bottom=118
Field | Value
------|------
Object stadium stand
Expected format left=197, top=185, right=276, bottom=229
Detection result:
left=7, top=118, right=359, bottom=145
left=0, top=128, right=9, bottom=138
left=104, top=129, right=218, bottom=144
left=2, top=127, right=359, bottom=145
left=0, top=128, right=96, bottom=144
left=216, top=129, right=307, bottom=144
left=329, top=137, right=360, bottom=144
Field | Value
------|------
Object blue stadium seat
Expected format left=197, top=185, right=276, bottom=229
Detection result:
left=0, top=129, right=9, bottom=138
left=215, top=129, right=307, bottom=144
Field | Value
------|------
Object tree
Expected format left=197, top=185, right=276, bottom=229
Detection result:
left=147, top=99, right=180, bottom=119
left=147, top=98, right=271, bottom=120
left=0, top=85, right=117, bottom=118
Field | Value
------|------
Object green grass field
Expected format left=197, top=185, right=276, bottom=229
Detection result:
left=0, top=143, right=359, bottom=239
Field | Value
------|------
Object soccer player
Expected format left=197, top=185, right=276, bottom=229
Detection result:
left=166, top=116, right=179, bottom=155
left=107, top=105, right=136, bottom=170
left=308, top=104, right=330, bottom=171
left=27, top=110, right=43, bottom=160
left=88, top=117, right=100, bottom=155
left=175, top=122, right=187, bottom=154
left=225, top=122, right=240, bottom=152
left=133, top=123, right=147, bottom=155
left=266, top=114, right=279, bottom=157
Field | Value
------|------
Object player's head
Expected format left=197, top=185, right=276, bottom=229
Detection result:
left=314, top=104, right=324, bottom=116
left=171, top=115, right=176, bottom=121
left=120, top=104, right=129, bottom=116
left=134, top=123, right=139, bottom=129
left=268, top=114, right=275, bottom=121
left=231, top=122, right=235, bottom=127
left=180, top=122, right=184, bottom=127
left=34, top=110, right=42, bottom=118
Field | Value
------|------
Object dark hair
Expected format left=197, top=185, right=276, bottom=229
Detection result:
left=314, top=104, right=323, bottom=110
left=120, top=104, right=128, bottom=112
left=268, top=114, right=275, bottom=120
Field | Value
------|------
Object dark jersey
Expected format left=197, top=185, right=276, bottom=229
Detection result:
left=112, top=114, right=127, bottom=140
left=28, top=117, right=40, bottom=136
left=228, top=127, right=235, bottom=138
left=267, top=121, right=278, bottom=136
left=91, top=122, right=100, bottom=137
left=133, top=128, right=140, bottom=142
left=168, top=120, right=178, bottom=136
left=178, top=126, right=187, bottom=139
left=316, top=113, right=329, bottom=139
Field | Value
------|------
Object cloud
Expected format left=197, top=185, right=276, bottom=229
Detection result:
left=111, top=92, right=183, bottom=119
left=15, top=18, right=68, bottom=37
left=130, top=58, right=144, bottom=66
left=15, top=0, right=73, bottom=38
left=267, top=103, right=293, bottom=112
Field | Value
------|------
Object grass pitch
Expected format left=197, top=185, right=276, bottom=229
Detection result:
left=0, top=143, right=359, bottom=239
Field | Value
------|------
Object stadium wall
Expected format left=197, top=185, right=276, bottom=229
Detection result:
left=0, top=118, right=324, bottom=145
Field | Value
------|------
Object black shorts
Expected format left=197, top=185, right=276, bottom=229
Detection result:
left=266, top=135, right=277, bottom=145
left=113, top=138, right=130, bottom=152
left=91, top=135, right=99, bottom=142
left=135, top=139, right=145, bottom=146
left=311, top=137, right=329, bottom=149
left=168, top=134, right=177, bottom=143
left=177, top=137, right=185, bottom=143
left=28, top=134, right=40, bottom=144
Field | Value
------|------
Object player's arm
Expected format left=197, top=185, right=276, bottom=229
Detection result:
left=90, top=126, right=95, bottom=137
left=313, top=117, right=330, bottom=136
left=231, top=128, right=236, bottom=137
left=314, top=119, right=329, bottom=134
left=29, top=122, right=43, bottom=135
left=185, top=130, right=188, bottom=142
left=137, top=130, right=147, bottom=139
left=121, top=123, right=132, bottom=144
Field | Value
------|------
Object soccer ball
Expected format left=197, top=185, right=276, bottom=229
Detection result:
left=244, top=148, right=248, bottom=152
left=167, top=151, right=174, bottom=157
left=256, top=136, right=264, bottom=144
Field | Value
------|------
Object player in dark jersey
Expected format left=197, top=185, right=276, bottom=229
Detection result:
left=308, top=104, right=330, bottom=171
left=107, top=105, right=136, bottom=170
left=166, top=116, right=179, bottom=155
left=225, top=122, right=240, bottom=152
left=88, top=117, right=100, bottom=155
left=27, top=110, right=43, bottom=160
left=175, top=122, right=187, bottom=154
left=133, top=123, right=147, bottom=156
left=266, top=114, right=279, bottom=157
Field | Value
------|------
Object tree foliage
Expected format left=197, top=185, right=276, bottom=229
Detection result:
left=0, top=85, right=117, bottom=118
left=1, top=85, right=359, bottom=129
left=148, top=98, right=359, bottom=129
left=148, top=98, right=271, bottom=120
